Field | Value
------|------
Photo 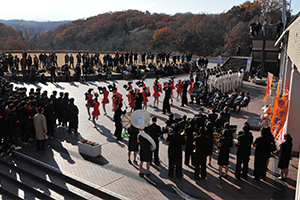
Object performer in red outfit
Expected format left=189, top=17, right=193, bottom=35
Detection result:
left=142, top=87, right=149, bottom=110
left=85, top=88, right=93, bottom=120
left=152, top=78, right=161, bottom=108
left=124, top=81, right=133, bottom=103
left=170, top=77, right=175, bottom=105
left=99, top=86, right=109, bottom=115
left=188, top=78, right=194, bottom=95
left=176, top=79, right=183, bottom=100
left=128, top=90, right=136, bottom=112
left=92, top=93, right=100, bottom=127
left=112, top=94, right=118, bottom=111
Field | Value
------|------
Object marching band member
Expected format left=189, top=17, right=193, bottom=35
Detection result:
left=142, top=87, right=150, bottom=110
left=175, top=79, right=183, bottom=100
left=84, top=88, right=93, bottom=120
left=170, top=77, right=175, bottom=105
left=128, top=90, right=136, bottom=112
left=92, top=93, right=100, bottom=127
left=153, top=78, right=162, bottom=108
left=98, top=86, right=109, bottom=115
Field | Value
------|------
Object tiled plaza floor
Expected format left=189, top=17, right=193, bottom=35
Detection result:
left=13, top=75, right=298, bottom=200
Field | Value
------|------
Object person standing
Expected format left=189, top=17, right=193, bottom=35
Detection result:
left=145, top=117, right=162, bottom=166
left=217, top=123, right=233, bottom=179
left=235, top=125, right=253, bottom=180
left=44, top=99, right=55, bottom=139
left=139, top=130, right=152, bottom=177
left=67, top=98, right=79, bottom=135
left=193, top=129, right=210, bottom=179
left=152, top=79, right=161, bottom=109
left=128, top=126, right=139, bottom=165
left=70, top=54, right=74, bottom=68
left=85, top=89, right=94, bottom=120
left=33, top=107, right=47, bottom=151
left=92, top=94, right=100, bottom=127
left=166, top=124, right=185, bottom=178
left=184, top=119, right=197, bottom=166
left=113, top=103, right=126, bottom=140
left=253, top=127, right=272, bottom=180
left=181, top=80, right=188, bottom=107
left=162, top=84, right=172, bottom=114
left=278, top=133, right=293, bottom=180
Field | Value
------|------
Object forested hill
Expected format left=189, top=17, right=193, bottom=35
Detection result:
left=0, top=0, right=283, bottom=56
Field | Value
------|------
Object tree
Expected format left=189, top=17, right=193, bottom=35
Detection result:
left=151, top=26, right=174, bottom=48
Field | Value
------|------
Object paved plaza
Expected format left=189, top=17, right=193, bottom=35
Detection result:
left=12, top=75, right=298, bottom=200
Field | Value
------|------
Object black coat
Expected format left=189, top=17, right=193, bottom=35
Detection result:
left=128, top=126, right=139, bottom=151
left=236, top=131, right=253, bottom=158
left=67, top=103, right=79, bottom=125
left=145, top=123, right=162, bottom=143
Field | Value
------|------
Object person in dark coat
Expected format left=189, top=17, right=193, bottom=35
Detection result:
left=194, top=129, right=210, bottom=179
left=19, top=101, right=30, bottom=145
left=127, top=126, right=139, bottom=165
left=134, top=92, right=143, bottom=110
left=56, top=92, right=64, bottom=127
left=253, top=127, right=272, bottom=180
left=217, top=123, right=233, bottom=179
left=215, top=113, right=226, bottom=133
left=166, top=124, right=185, bottom=178
left=113, top=103, right=126, bottom=140
left=181, top=80, right=188, bottom=107
left=67, top=98, right=79, bottom=134
left=205, top=121, right=214, bottom=166
left=44, top=99, right=55, bottom=138
left=235, top=125, right=253, bottom=180
left=278, top=133, right=293, bottom=180
left=139, top=131, right=152, bottom=177
left=145, top=117, right=162, bottom=165
left=162, top=85, right=172, bottom=114
left=7, top=104, right=22, bottom=150
left=184, top=119, right=197, bottom=166
left=61, top=92, right=69, bottom=128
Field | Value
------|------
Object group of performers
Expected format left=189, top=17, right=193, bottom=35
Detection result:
left=84, top=66, right=246, bottom=130
left=84, top=76, right=197, bottom=123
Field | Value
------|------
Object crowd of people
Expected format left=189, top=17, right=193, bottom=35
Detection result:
left=79, top=66, right=293, bottom=181
left=249, top=19, right=284, bottom=38
left=0, top=77, right=79, bottom=152
left=0, top=50, right=293, bottom=185
left=124, top=107, right=293, bottom=181
left=0, top=51, right=210, bottom=83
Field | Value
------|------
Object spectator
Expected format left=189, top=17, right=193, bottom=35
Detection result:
left=33, top=107, right=47, bottom=151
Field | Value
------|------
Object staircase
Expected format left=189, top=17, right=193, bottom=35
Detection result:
left=0, top=151, right=121, bottom=200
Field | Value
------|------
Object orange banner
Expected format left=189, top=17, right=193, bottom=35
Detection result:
left=270, top=97, right=289, bottom=139
left=276, top=78, right=281, bottom=98
left=263, top=73, right=273, bottom=102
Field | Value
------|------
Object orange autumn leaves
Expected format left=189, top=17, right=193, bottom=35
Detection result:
left=151, top=26, right=174, bottom=48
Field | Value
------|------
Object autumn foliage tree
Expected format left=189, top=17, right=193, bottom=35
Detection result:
left=151, top=26, right=173, bottom=48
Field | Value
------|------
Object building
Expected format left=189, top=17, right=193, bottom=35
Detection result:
left=276, top=14, right=300, bottom=200
left=276, top=14, right=300, bottom=153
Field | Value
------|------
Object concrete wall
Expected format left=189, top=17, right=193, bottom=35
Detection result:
left=286, top=66, right=300, bottom=152
left=296, top=154, right=300, bottom=200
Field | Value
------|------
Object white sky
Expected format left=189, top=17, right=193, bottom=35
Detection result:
left=0, top=0, right=299, bottom=21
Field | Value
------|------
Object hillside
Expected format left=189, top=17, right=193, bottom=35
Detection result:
left=0, top=0, right=283, bottom=56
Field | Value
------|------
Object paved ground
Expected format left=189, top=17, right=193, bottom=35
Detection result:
left=13, top=75, right=298, bottom=200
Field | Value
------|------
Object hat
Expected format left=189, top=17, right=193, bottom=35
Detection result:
left=130, top=110, right=150, bottom=129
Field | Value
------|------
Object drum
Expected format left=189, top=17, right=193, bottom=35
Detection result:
left=121, top=113, right=131, bottom=128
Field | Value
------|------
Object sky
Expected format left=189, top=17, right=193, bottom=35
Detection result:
left=0, top=0, right=299, bottom=21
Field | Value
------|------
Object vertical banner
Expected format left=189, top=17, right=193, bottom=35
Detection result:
left=270, top=97, right=289, bottom=139
left=276, top=78, right=281, bottom=98
left=263, top=72, right=273, bottom=102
